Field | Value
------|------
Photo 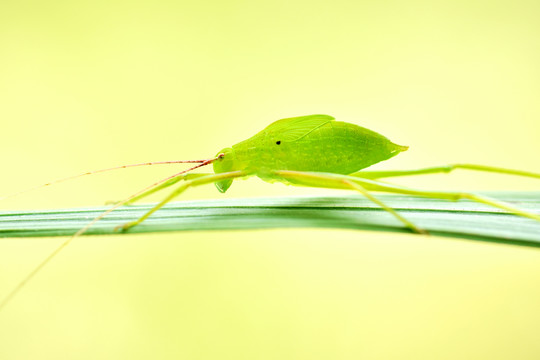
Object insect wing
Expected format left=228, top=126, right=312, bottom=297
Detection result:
left=263, top=114, right=335, bottom=142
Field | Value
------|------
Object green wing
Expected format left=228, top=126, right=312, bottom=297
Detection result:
left=264, top=114, right=335, bottom=142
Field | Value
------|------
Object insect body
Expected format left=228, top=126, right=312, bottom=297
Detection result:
left=116, top=114, right=540, bottom=233
left=2, top=114, right=540, bottom=311
left=213, top=114, right=407, bottom=192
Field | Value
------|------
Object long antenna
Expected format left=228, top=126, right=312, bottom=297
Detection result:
left=0, top=156, right=221, bottom=312
left=0, top=159, right=212, bottom=201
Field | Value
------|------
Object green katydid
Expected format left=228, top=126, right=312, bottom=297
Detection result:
left=2, top=113, right=540, bottom=311
left=112, top=113, right=540, bottom=233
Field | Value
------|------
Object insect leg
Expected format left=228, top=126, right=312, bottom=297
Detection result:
left=350, top=164, right=540, bottom=180
left=277, top=170, right=540, bottom=225
left=343, top=179, right=426, bottom=233
left=0, top=170, right=221, bottom=312
left=348, top=175, right=540, bottom=223
left=118, top=171, right=250, bottom=232
left=112, top=173, right=214, bottom=205
left=272, top=170, right=425, bottom=233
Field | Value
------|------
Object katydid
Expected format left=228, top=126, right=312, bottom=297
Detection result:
left=114, top=114, right=540, bottom=233
left=2, top=114, right=540, bottom=311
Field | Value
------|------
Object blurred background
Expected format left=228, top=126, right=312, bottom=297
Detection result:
left=1, top=0, right=540, bottom=359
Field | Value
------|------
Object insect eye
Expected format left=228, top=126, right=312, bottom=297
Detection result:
left=276, top=141, right=281, bottom=145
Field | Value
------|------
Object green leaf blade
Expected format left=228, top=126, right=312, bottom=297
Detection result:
left=1, top=192, right=540, bottom=247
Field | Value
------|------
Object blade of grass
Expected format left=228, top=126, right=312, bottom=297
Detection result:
left=1, top=192, right=540, bottom=247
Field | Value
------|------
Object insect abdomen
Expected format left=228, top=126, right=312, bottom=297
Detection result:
left=283, top=121, right=405, bottom=174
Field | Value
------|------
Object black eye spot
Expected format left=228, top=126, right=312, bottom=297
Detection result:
left=276, top=141, right=281, bottom=145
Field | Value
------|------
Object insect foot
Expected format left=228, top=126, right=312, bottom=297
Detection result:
left=413, top=227, right=429, bottom=235
left=114, top=222, right=136, bottom=232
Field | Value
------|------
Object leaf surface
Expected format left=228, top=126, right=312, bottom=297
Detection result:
left=1, top=192, right=540, bottom=247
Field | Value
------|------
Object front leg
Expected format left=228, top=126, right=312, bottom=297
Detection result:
left=117, top=171, right=250, bottom=232
left=109, top=173, right=214, bottom=205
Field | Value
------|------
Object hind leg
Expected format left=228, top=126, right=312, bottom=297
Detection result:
left=272, top=170, right=427, bottom=233
left=274, top=170, right=540, bottom=231
left=351, top=163, right=540, bottom=180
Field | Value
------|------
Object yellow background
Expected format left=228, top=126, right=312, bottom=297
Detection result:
left=1, top=0, right=540, bottom=359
